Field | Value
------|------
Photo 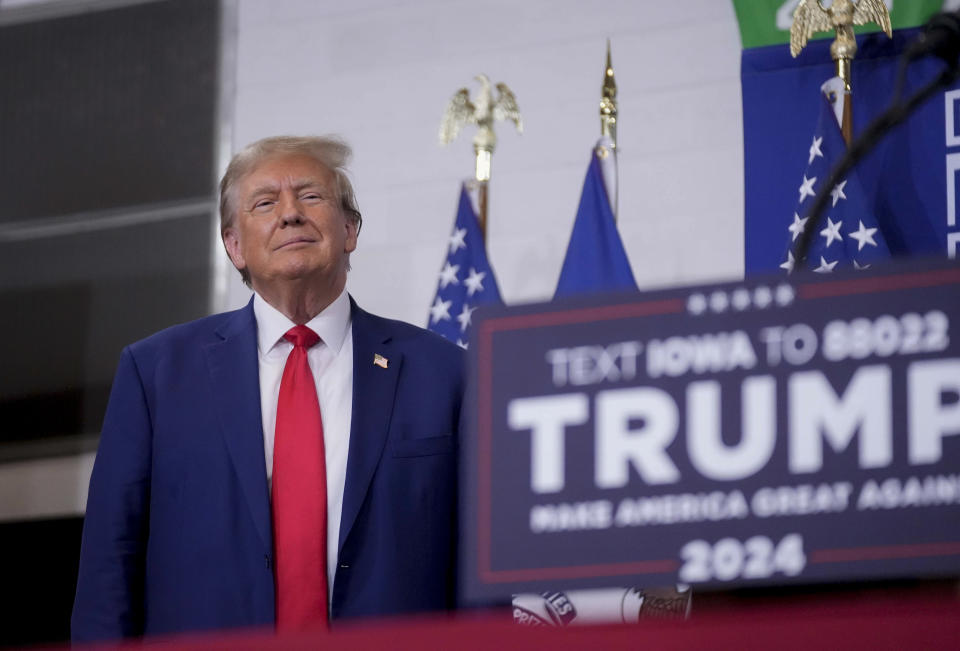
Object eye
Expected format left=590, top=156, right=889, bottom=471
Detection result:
left=251, top=199, right=275, bottom=213
left=300, top=192, right=323, bottom=202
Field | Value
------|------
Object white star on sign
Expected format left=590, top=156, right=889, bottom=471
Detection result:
left=731, top=288, right=752, bottom=311
left=456, top=339, right=468, bottom=350
left=437, top=262, right=460, bottom=288
left=779, top=251, right=795, bottom=273
left=754, top=286, right=773, bottom=308
left=687, top=293, right=707, bottom=315
left=853, top=260, right=871, bottom=270
left=456, top=304, right=476, bottom=332
left=709, top=291, right=729, bottom=313
left=814, top=256, right=838, bottom=273
left=775, top=284, right=795, bottom=306
left=848, top=220, right=878, bottom=251
left=429, top=296, right=452, bottom=324
left=820, top=217, right=843, bottom=247
left=809, top=136, right=824, bottom=165
left=830, top=180, right=847, bottom=207
left=798, top=175, right=817, bottom=203
left=448, top=228, right=467, bottom=254
left=463, top=267, right=486, bottom=296
left=787, top=213, right=808, bottom=242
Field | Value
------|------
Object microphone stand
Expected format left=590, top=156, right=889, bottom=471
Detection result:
left=792, top=47, right=960, bottom=267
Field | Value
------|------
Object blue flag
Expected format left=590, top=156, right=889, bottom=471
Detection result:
left=554, top=144, right=637, bottom=297
left=781, top=78, right=891, bottom=274
left=427, top=183, right=502, bottom=347
left=742, top=27, right=954, bottom=274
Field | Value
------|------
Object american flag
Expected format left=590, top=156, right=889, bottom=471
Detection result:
left=427, top=182, right=502, bottom=347
left=781, top=78, right=890, bottom=274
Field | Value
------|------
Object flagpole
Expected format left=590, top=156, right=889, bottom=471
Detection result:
left=439, top=75, right=523, bottom=243
left=599, top=39, right=619, bottom=221
left=789, top=0, right=891, bottom=146
left=474, top=151, right=491, bottom=240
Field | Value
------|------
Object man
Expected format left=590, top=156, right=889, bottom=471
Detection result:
left=72, top=136, right=463, bottom=641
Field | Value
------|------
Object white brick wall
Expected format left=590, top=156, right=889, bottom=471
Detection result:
left=222, top=0, right=745, bottom=323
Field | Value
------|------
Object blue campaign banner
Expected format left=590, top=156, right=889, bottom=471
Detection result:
left=460, top=259, right=960, bottom=604
left=743, top=28, right=960, bottom=274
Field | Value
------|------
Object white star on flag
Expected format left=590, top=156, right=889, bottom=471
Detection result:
left=814, top=256, right=838, bottom=273
left=463, top=267, right=486, bottom=296
left=456, top=304, right=476, bottom=332
left=798, top=175, right=817, bottom=203
left=830, top=180, right=847, bottom=207
left=787, top=213, right=808, bottom=242
left=429, top=296, right=452, bottom=324
left=820, top=217, right=843, bottom=247
left=849, top=220, right=878, bottom=251
left=779, top=251, right=795, bottom=273
left=448, top=227, right=467, bottom=254
left=808, top=136, right=823, bottom=164
left=427, top=183, right=502, bottom=344
left=438, top=262, right=460, bottom=288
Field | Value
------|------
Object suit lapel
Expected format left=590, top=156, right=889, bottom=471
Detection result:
left=204, top=299, right=272, bottom=549
left=338, top=298, right=402, bottom=553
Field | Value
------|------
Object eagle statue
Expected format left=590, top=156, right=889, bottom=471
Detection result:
left=790, top=0, right=892, bottom=58
left=438, top=74, right=523, bottom=157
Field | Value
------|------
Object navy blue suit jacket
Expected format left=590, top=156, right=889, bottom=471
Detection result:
left=72, top=298, right=463, bottom=641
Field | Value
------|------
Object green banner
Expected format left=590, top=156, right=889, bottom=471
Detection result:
left=732, top=0, right=946, bottom=49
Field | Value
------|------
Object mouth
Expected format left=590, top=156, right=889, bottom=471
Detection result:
left=275, top=237, right=316, bottom=250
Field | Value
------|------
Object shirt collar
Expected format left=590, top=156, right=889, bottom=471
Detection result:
left=253, top=288, right=352, bottom=355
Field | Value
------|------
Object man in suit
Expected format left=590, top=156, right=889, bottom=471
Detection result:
left=72, top=136, right=463, bottom=641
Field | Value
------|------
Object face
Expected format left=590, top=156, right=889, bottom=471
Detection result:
left=223, top=153, right=358, bottom=292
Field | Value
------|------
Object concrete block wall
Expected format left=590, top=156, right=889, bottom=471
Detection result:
left=222, top=0, right=746, bottom=322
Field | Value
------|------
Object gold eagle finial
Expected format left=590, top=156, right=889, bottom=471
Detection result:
left=439, top=74, right=522, bottom=182
left=790, top=0, right=892, bottom=58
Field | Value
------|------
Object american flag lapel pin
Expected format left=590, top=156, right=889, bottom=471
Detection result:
left=373, top=353, right=389, bottom=369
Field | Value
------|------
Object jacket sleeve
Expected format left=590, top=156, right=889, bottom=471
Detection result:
left=71, top=347, right=152, bottom=642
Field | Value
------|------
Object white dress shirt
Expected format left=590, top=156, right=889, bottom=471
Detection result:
left=253, top=288, right=353, bottom=600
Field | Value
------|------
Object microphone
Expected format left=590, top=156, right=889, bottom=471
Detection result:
left=904, top=11, right=960, bottom=65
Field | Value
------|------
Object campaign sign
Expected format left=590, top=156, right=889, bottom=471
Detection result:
left=460, top=260, right=960, bottom=604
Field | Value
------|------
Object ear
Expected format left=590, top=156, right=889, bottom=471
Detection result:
left=222, top=227, right=246, bottom=271
left=344, top=218, right=358, bottom=254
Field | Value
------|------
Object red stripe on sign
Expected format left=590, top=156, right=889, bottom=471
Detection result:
left=798, top=268, right=960, bottom=300
left=810, top=542, right=960, bottom=564
left=483, top=298, right=686, bottom=333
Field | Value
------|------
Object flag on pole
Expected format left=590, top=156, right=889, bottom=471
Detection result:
left=780, top=78, right=890, bottom=274
left=554, top=138, right=637, bottom=298
left=427, top=183, right=502, bottom=347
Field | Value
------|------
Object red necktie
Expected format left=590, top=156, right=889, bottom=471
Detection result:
left=272, top=325, right=328, bottom=630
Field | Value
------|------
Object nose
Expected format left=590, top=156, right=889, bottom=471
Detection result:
left=277, top=193, right=304, bottom=226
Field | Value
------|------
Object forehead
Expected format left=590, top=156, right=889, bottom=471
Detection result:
left=239, top=153, right=336, bottom=195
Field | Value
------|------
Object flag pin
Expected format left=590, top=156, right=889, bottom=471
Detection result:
left=373, top=354, right=389, bottom=369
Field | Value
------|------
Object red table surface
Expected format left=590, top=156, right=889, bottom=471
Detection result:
left=62, top=589, right=960, bottom=651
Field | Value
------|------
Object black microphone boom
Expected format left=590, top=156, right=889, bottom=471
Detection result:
left=904, top=11, right=960, bottom=64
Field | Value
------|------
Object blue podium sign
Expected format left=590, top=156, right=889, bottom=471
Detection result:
left=460, top=261, right=960, bottom=603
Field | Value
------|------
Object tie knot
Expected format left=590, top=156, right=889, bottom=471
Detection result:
left=284, top=325, right=320, bottom=349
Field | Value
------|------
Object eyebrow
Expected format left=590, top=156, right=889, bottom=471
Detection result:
left=245, top=179, right=331, bottom=200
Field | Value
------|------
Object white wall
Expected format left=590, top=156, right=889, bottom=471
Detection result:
left=222, top=0, right=745, bottom=323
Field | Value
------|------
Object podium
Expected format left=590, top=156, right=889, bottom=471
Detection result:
left=460, top=259, right=960, bottom=606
